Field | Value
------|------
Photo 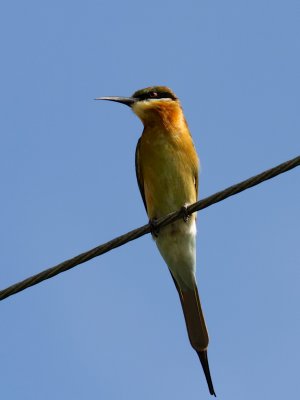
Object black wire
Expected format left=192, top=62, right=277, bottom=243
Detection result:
left=0, top=155, right=299, bottom=302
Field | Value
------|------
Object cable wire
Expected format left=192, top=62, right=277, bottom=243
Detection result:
left=0, top=155, right=299, bottom=302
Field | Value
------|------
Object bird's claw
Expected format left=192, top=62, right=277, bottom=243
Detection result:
left=149, top=218, right=159, bottom=237
left=181, top=205, right=190, bottom=223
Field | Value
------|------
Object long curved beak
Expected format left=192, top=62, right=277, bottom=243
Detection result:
left=95, top=96, right=137, bottom=107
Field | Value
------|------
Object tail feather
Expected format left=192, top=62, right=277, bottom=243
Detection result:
left=198, top=350, right=216, bottom=397
left=180, top=284, right=209, bottom=350
left=171, top=274, right=216, bottom=396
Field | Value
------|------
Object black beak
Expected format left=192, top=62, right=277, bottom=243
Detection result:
left=95, top=96, right=137, bottom=107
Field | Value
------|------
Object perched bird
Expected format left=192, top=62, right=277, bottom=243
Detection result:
left=96, top=86, right=216, bottom=396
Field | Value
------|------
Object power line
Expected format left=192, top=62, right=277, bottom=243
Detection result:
left=0, top=155, right=299, bottom=302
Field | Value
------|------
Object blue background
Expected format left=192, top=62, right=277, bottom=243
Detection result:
left=1, top=1, right=299, bottom=399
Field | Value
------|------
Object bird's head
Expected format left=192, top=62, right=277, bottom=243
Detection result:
left=96, top=86, right=184, bottom=128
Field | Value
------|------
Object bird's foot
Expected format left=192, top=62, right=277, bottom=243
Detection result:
left=149, top=218, right=159, bottom=237
left=181, top=205, right=190, bottom=223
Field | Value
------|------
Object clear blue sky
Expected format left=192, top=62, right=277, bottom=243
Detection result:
left=1, top=1, right=299, bottom=399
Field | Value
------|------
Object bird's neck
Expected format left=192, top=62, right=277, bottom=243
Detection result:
left=134, top=101, right=188, bottom=133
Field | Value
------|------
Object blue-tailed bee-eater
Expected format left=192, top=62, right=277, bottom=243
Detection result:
left=96, top=86, right=216, bottom=396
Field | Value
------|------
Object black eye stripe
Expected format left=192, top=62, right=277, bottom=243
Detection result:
left=135, top=91, right=176, bottom=101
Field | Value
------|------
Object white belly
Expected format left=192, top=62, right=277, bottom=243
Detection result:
left=155, top=218, right=197, bottom=290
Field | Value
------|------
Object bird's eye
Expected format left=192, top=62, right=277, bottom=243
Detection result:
left=149, top=91, right=158, bottom=98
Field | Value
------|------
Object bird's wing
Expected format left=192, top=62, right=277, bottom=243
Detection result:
left=194, top=168, right=199, bottom=198
left=135, top=137, right=148, bottom=212
left=192, top=140, right=199, bottom=198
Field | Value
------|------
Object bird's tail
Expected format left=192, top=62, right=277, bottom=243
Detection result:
left=172, top=276, right=216, bottom=396
left=197, top=349, right=216, bottom=397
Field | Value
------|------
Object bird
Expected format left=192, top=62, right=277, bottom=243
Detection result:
left=96, top=86, right=216, bottom=396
